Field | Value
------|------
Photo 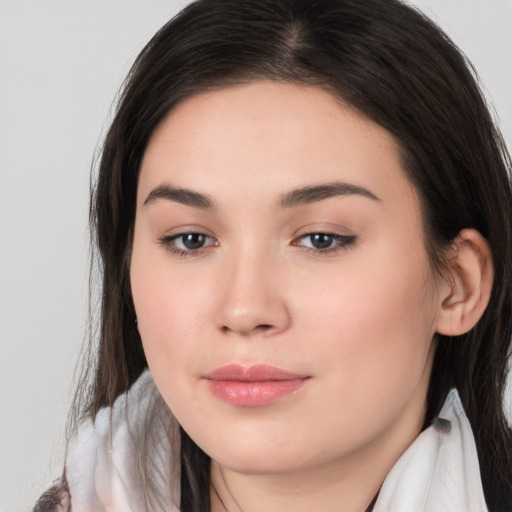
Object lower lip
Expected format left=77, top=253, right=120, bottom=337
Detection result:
left=205, top=379, right=308, bottom=407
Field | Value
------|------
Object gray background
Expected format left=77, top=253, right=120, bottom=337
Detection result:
left=1, top=1, right=511, bottom=510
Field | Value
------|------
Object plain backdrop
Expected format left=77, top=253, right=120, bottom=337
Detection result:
left=1, top=1, right=511, bottom=510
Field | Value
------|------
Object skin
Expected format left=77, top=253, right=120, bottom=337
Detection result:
left=130, top=81, right=466, bottom=512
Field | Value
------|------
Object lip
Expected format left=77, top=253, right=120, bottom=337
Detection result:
left=203, top=364, right=310, bottom=407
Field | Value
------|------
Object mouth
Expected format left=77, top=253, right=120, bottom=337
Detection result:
left=202, top=364, right=310, bottom=407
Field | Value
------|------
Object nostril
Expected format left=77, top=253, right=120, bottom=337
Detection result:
left=249, top=324, right=275, bottom=335
left=221, top=323, right=275, bottom=335
left=256, top=324, right=273, bottom=331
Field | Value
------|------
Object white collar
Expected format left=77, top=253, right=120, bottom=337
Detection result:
left=66, top=372, right=487, bottom=511
left=374, top=388, right=488, bottom=512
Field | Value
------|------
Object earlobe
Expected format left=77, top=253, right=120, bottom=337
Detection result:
left=436, top=229, right=494, bottom=336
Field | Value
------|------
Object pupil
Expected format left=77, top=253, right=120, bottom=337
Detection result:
left=311, top=233, right=333, bottom=249
left=183, top=233, right=205, bottom=249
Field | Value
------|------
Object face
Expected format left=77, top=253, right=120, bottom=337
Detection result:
left=131, top=81, right=443, bottom=478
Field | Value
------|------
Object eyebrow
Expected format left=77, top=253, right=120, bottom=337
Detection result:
left=279, top=182, right=380, bottom=207
left=143, top=185, right=215, bottom=209
left=143, top=180, right=380, bottom=210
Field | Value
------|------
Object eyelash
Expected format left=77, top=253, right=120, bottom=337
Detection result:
left=293, top=233, right=357, bottom=255
left=158, top=231, right=357, bottom=258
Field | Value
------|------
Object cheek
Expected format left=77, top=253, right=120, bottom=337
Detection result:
left=132, top=279, right=207, bottom=366
left=130, top=235, right=210, bottom=375
left=293, top=240, right=438, bottom=405
left=130, top=255, right=217, bottom=431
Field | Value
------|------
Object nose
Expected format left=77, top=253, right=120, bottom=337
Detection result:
left=214, top=248, right=291, bottom=337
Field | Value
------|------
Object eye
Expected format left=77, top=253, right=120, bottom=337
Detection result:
left=159, top=231, right=218, bottom=256
left=175, top=233, right=212, bottom=250
left=294, top=232, right=356, bottom=253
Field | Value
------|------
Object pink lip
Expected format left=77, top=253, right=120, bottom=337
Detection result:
left=203, top=364, right=309, bottom=407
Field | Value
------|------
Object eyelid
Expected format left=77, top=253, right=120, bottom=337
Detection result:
left=161, top=224, right=216, bottom=238
left=290, top=221, right=354, bottom=237
left=290, top=224, right=357, bottom=255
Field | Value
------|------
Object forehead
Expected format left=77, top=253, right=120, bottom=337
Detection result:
left=138, top=81, right=416, bottom=210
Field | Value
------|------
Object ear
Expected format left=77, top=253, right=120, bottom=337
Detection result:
left=436, top=229, right=494, bottom=336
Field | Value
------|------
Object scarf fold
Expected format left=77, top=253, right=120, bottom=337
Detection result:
left=65, top=371, right=180, bottom=512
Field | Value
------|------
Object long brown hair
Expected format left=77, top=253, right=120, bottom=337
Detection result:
left=73, top=1, right=512, bottom=510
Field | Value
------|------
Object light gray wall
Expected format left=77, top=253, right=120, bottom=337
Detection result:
left=1, top=1, right=510, bottom=510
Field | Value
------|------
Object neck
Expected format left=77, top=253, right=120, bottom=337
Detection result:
left=210, top=457, right=381, bottom=512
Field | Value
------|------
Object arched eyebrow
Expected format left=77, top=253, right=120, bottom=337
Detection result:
left=279, top=182, right=380, bottom=207
left=143, top=184, right=215, bottom=209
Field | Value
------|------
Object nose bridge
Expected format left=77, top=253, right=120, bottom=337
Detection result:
left=214, top=239, right=290, bottom=336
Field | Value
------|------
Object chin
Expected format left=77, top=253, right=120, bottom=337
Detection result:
left=205, top=437, right=320, bottom=475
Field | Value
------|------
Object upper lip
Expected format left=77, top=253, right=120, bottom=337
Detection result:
left=203, top=364, right=309, bottom=382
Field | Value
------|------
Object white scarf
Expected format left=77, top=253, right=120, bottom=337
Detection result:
left=64, top=371, right=488, bottom=511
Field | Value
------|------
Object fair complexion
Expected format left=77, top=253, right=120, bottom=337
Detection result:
left=130, top=81, right=493, bottom=512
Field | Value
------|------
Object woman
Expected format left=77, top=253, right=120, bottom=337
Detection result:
left=35, top=0, right=512, bottom=510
